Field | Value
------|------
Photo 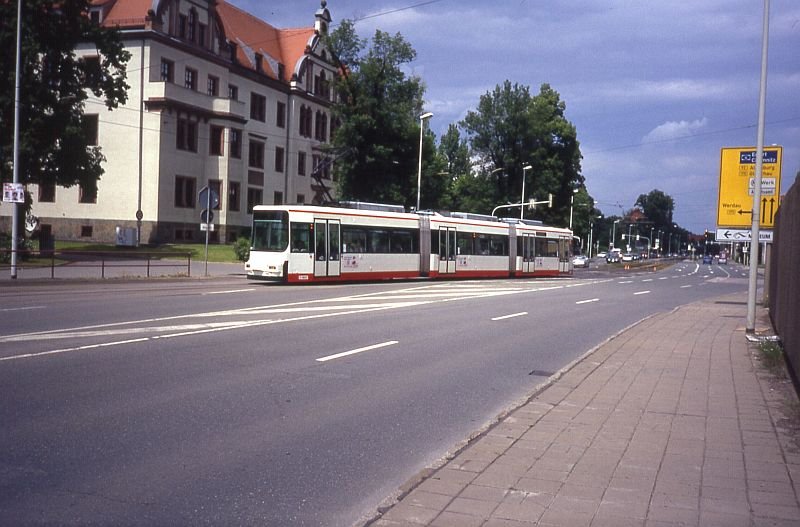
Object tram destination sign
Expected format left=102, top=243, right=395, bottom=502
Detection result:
left=717, top=146, right=782, bottom=229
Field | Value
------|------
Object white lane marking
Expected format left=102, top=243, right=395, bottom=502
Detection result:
left=634, top=290, right=651, bottom=295
left=202, top=289, right=256, bottom=295
left=491, top=312, right=528, bottom=321
left=618, top=281, right=633, bottom=284
left=0, top=306, right=46, bottom=313
left=575, top=298, right=599, bottom=305
left=316, top=340, right=398, bottom=363
left=642, top=279, right=653, bottom=282
left=680, top=285, right=692, bottom=289
left=658, top=277, right=669, bottom=280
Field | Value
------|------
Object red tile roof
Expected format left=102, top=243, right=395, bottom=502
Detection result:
left=95, top=0, right=315, bottom=82
left=216, top=1, right=315, bottom=81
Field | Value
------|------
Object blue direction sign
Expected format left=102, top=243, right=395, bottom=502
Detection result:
left=198, top=186, right=220, bottom=209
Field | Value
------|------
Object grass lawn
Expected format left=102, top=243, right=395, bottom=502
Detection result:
left=52, top=240, right=244, bottom=264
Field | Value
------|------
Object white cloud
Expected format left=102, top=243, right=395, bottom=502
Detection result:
left=642, top=117, right=709, bottom=143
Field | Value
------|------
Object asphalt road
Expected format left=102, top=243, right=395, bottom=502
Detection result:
left=0, top=259, right=750, bottom=526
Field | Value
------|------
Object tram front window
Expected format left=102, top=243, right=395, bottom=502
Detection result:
left=252, top=211, right=288, bottom=251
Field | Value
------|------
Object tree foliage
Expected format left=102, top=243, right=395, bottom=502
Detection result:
left=635, top=189, right=675, bottom=234
left=326, top=20, right=436, bottom=208
left=461, top=82, right=583, bottom=225
left=0, top=0, right=130, bottom=197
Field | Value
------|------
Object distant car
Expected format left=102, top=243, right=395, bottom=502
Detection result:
left=596, top=251, right=607, bottom=259
left=572, top=255, right=589, bottom=268
left=703, top=254, right=713, bottom=264
left=621, top=253, right=635, bottom=262
left=606, top=250, right=621, bottom=263
left=718, top=255, right=728, bottom=264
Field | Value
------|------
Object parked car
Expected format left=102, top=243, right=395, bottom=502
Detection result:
left=703, top=254, right=713, bottom=264
left=572, top=255, right=589, bottom=268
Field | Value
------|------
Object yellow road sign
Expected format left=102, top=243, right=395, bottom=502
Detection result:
left=717, top=146, right=782, bottom=228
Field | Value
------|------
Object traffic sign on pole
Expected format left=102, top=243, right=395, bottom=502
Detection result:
left=717, top=146, right=782, bottom=228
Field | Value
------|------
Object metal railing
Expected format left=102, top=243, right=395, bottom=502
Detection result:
left=0, top=249, right=192, bottom=279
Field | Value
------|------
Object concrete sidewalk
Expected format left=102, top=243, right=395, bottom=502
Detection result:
left=371, top=293, right=800, bottom=527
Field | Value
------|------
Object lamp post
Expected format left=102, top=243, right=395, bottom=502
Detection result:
left=521, top=164, right=532, bottom=219
left=611, top=219, right=621, bottom=250
left=10, top=0, right=22, bottom=278
left=416, top=111, right=433, bottom=211
left=568, top=188, right=579, bottom=230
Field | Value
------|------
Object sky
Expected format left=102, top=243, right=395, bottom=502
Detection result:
left=232, top=0, right=799, bottom=234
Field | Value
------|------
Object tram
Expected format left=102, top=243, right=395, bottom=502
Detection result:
left=245, top=202, right=573, bottom=283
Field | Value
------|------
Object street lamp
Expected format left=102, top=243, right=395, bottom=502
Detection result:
left=416, top=111, right=433, bottom=211
left=568, top=188, right=580, bottom=230
left=521, top=164, right=532, bottom=219
left=611, top=219, right=621, bottom=250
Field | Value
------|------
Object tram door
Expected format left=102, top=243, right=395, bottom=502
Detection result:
left=522, top=233, right=536, bottom=273
left=438, top=227, right=457, bottom=274
left=314, top=219, right=341, bottom=277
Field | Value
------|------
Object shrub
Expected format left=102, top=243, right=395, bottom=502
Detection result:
left=233, top=237, right=251, bottom=262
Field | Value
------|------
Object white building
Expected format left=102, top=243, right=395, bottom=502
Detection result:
left=14, top=0, right=338, bottom=244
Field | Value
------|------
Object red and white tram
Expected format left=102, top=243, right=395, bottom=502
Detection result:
left=245, top=203, right=573, bottom=283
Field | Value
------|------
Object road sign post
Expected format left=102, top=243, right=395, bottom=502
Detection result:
left=198, top=186, right=219, bottom=277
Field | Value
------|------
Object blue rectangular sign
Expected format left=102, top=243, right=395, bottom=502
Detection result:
left=739, top=150, right=779, bottom=164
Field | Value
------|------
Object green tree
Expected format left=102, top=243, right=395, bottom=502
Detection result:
left=0, top=0, right=130, bottom=199
left=326, top=20, right=433, bottom=208
left=635, top=189, right=675, bottom=234
left=461, top=82, right=583, bottom=225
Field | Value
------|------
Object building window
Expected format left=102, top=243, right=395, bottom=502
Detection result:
left=275, top=147, right=284, bottom=173
left=81, top=56, right=102, bottom=85
left=82, top=114, right=99, bottom=146
left=176, top=118, right=198, bottom=151
left=209, top=126, right=224, bottom=156
left=207, top=76, right=219, bottom=96
left=178, top=15, right=187, bottom=39
left=254, top=53, right=263, bottom=73
left=297, top=194, right=305, bottom=204
left=81, top=225, right=93, bottom=238
left=228, top=182, right=240, bottom=212
left=276, top=101, right=286, bottom=128
left=198, top=24, right=207, bottom=47
left=78, top=184, right=97, bottom=204
left=250, top=93, right=266, bottom=121
left=187, top=10, right=197, bottom=41
left=160, top=59, right=174, bottom=82
left=315, top=111, right=328, bottom=141
left=298, top=151, right=306, bottom=176
left=228, top=84, right=238, bottom=100
left=247, top=187, right=262, bottom=213
left=299, top=105, right=312, bottom=137
left=174, top=176, right=196, bottom=208
left=229, top=128, right=242, bottom=158
left=273, top=192, right=283, bottom=205
left=248, top=139, right=264, bottom=169
left=38, top=182, right=56, bottom=203
left=184, top=68, right=197, bottom=90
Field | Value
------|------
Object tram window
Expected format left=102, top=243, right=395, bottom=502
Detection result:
left=315, top=225, right=326, bottom=260
left=342, top=227, right=367, bottom=253
left=369, top=229, right=390, bottom=253
left=252, top=210, right=288, bottom=251
left=490, top=235, right=508, bottom=256
left=457, top=232, right=474, bottom=255
left=390, top=230, right=413, bottom=253
left=290, top=222, right=311, bottom=252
